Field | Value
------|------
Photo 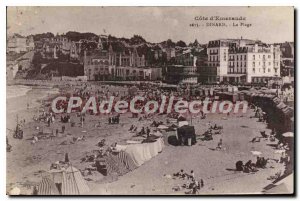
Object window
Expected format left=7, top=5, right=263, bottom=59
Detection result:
left=252, top=62, right=255, bottom=67
left=253, top=55, right=255, bottom=60
left=253, top=68, right=255, bottom=73
left=240, top=55, right=243, bottom=60
left=268, top=68, right=271, bottom=72
left=244, top=55, right=246, bottom=60
left=268, top=55, right=271, bottom=58
left=274, top=68, right=278, bottom=73
left=268, top=62, right=271, bottom=66
left=263, top=69, right=266, bottom=73
left=263, top=55, right=265, bottom=60
left=237, top=62, right=239, bottom=67
left=237, top=55, right=239, bottom=60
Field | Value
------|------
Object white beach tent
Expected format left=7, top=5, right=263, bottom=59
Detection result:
left=39, top=165, right=89, bottom=195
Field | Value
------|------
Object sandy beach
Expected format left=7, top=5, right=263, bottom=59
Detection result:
left=6, top=83, right=287, bottom=195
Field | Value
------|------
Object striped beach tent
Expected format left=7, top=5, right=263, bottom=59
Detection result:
left=61, top=166, right=90, bottom=195
left=45, top=166, right=90, bottom=195
left=117, top=151, right=137, bottom=171
left=105, top=153, right=129, bottom=176
left=38, top=177, right=60, bottom=195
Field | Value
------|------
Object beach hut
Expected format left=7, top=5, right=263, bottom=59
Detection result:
left=272, top=97, right=281, bottom=105
left=177, top=125, right=196, bottom=146
left=238, top=92, right=245, bottom=101
left=204, top=89, right=209, bottom=96
left=276, top=102, right=287, bottom=110
left=232, top=93, right=239, bottom=103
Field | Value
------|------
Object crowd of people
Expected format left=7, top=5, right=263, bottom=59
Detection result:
left=172, top=169, right=204, bottom=195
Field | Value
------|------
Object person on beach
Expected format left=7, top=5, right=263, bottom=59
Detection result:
left=174, top=169, right=185, bottom=178
left=216, top=139, right=223, bottom=150
left=189, top=170, right=195, bottom=180
left=65, top=153, right=69, bottom=163
left=146, top=127, right=150, bottom=138
left=200, top=179, right=204, bottom=188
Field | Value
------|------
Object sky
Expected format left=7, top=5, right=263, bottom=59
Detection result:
left=7, top=6, right=294, bottom=44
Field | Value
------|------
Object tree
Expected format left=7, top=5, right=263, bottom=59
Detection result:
left=65, top=31, right=98, bottom=41
left=176, top=40, right=187, bottom=47
left=166, top=39, right=175, bottom=48
left=32, top=32, right=54, bottom=41
left=193, top=39, right=200, bottom=47
left=130, top=35, right=146, bottom=45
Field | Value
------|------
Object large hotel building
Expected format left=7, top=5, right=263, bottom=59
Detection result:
left=199, top=39, right=281, bottom=84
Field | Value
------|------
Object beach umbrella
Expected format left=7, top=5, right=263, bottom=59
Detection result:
left=282, top=132, right=294, bottom=138
left=251, top=151, right=262, bottom=156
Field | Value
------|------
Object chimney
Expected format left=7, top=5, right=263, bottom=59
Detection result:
left=84, top=50, right=87, bottom=65
left=254, top=43, right=258, bottom=52
left=270, top=44, right=274, bottom=53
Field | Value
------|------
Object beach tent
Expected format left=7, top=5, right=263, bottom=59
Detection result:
left=276, top=102, right=287, bottom=110
left=157, top=125, right=169, bottom=130
left=165, top=130, right=178, bottom=146
left=125, top=138, right=164, bottom=166
left=177, top=125, right=196, bottom=146
left=178, top=121, right=189, bottom=127
left=117, top=151, right=138, bottom=171
left=282, top=132, right=294, bottom=138
left=104, top=153, right=130, bottom=176
left=282, top=107, right=294, bottom=118
left=263, top=173, right=293, bottom=194
left=47, top=166, right=90, bottom=195
left=272, top=97, right=281, bottom=105
left=38, top=177, right=60, bottom=195
left=177, top=115, right=187, bottom=122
